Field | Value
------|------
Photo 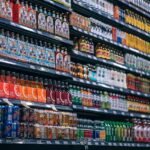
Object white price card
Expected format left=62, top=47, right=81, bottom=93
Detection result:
left=55, top=141, right=60, bottom=144
left=51, top=105, right=57, bottom=111
left=20, top=101, right=31, bottom=108
left=3, top=98, right=13, bottom=106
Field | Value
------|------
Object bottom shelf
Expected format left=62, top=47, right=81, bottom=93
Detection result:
left=0, top=139, right=150, bottom=147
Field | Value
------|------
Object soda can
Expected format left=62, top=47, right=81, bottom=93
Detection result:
left=19, top=123, right=25, bottom=138
left=20, top=108, right=29, bottom=122
left=12, top=122, right=19, bottom=138
left=4, top=106, right=13, bottom=122
left=0, top=105, right=5, bottom=122
left=29, top=109, right=35, bottom=123
left=24, top=123, right=28, bottom=139
left=4, top=121, right=12, bottom=138
left=28, top=124, right=34, bottom=139
left=12, top=106, right=20, bottom=122
left=0, top=122, right=3, bottom=138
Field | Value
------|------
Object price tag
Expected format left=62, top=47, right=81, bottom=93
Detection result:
left=93, top=82, right=96, bottom=85
left=131, top=90, right=135, bottom=94
left=30, top=65, right=36, bottom=69
left=47, top=141, right=51, bottom=144
left=87, top=55, right=92, bottom=59
left=88, top=141, right=92, bottom=145
left=63, top=141, right=68, bottom=145
left=144, top=94, right=148, bottom=97
left=108, top=142, right=112, bottom=146
left=86, top=81, right=90, bottom=84
left=78, top=28, right=82, bottom=32
left=84, top=107, right=88, bottom=110
left=121, top=112, right=125, bottom=115
left=73, top=78, right=77, bottom=81
left=84, top=30, right=88, bottom=34
left=104, top=109, right=108, bottom=113
left=40, top=67, right=46, bottom=71
left=80, top=79, right=84, bottom=83
left=46, top=105, right=51, bottom=108
left=130, top=113, right=134, bottom=117
left=103, top=59, right=107, bottom=63
left=132, top=143, right=135, bottom=147
left=119, top=143, right=123, bottom=146
left=37, top=140, right=42, bottom=144
left=141, top=115, right=146, bottom=118
left=55, top=141, right=60, bottom=144
left=113, top=143, right=117, bottom=146
left=101, top=142, right=105, bottom=145
left=113, top=111, right=117, bottom=114
left=11, top=22, right=16, bottom=26
left=72, top=141, right=76, bottom=145
left=137, top=92, right=141, bottom=95
left=20, top=101, right=31, bottom=108
left=56, top=71, right=61, bottom=75
left=51, top=105, right=57, bottom=111
left=93, top=57, right=97, bottom=60
left=3, top=98, right=13, bottom=106
left=120, top=88, right=123, bottom=92
left=73, top=105, right=77, bottom=109
left=95, top=142, right=98, bottom=145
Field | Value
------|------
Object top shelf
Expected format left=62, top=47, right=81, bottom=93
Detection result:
left=116, top=0, right=150, bottom=19
left=31, top=0, right=72, bottom=12
left=72, top=0, right=150, bottom=43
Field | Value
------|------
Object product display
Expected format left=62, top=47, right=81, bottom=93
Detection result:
left=0, top=70, right=72, bottom=106
left=0, top=0, right=150, bottom=148
left=0, top=105, right=77, bottom=139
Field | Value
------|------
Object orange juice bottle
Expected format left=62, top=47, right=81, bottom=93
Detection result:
left=19, top=74, right=24, bottom=100
left=27, top=76, right=34, bottom=101
left=23, top=75, right=29, bottom=101
left=32, top=76, right=38, bottom=102
left=14, top=73, right=20, bottom=100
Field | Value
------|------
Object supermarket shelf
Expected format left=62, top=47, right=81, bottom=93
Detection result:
left=0, top=19, right=73, bottom=46
left=72, top=0, right=150, bottom=42
left=71, top=26, right=150, bottom=60
left=0, top=57, right=71, bottom=78
left=73, top=105, right=150, bottom=119
left=0, top=99, right=73, bottom=112
left=33, top=0, right=72, bottom=12
left=117, top=0, right=150, bottom=19
left=72, top=50, right=150, bottom=78
left=72, top=77, right=150, bottom=98
left=0, top=139, right=150, bottom=147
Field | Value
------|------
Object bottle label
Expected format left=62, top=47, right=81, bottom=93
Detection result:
left=38, top=13, right=46, bottom=31
left=47, top=16, right=54, bottom=34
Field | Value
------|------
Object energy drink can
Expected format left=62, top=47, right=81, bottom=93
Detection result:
left=4, top=106, right=13, bottom=122
left=0, top=105, right=5, bottom=122
left=19, top=123, right=24, bottom=138
left=20, top=108, right=29, bottom=122
left=4, top=121, right=12, bottom=138
left=28, top=123, right=34, bottom=139
left=0, top=122, right=3, bottom=138
left=29, top=109, right=34, bottom=123
left=12, top=106, right=20, bottom=122
left=12, top=122, right=19, bottom=138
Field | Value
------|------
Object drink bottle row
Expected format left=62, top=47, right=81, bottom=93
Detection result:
left=75, top=0, right=150, bottom=34
left=71, top=62, right=150, bottom=94
left=1, top=105, right=150, bottom=143
left=125, top=0, right=150, bottom=13
left=0, top=29, right=71, bottom=73
left=70, top=12, right=150, bottom=54
left=77, top=118, right=150, bottom=143
left=0, top=105, right=77, bottom=139
left=73, top=36, right=150, bottom=73
left=0, top=0, right=70, bottom=39
left=0, top=70, right=72, bottom=105
left=0, top=69, right=149, bottom=114
left=70, top=85, right=150, bottom=113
